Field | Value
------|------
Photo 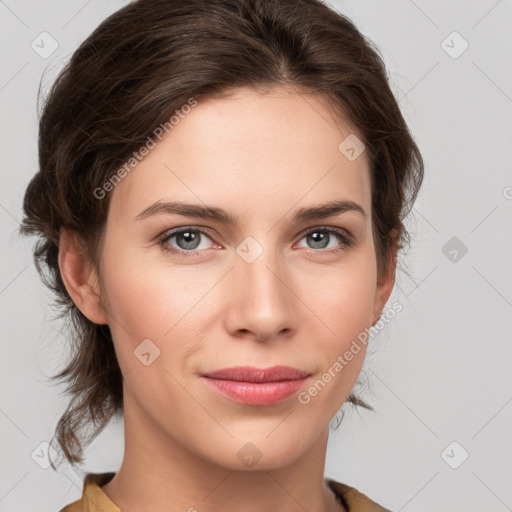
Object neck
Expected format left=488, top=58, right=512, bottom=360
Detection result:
left=101, top=391, right=345, bottom=512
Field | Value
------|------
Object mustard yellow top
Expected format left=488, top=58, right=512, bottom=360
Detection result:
left=59, top=472, right=391, bottom=512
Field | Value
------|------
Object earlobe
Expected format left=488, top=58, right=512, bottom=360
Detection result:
left=58, top=228, right=109, bottom=325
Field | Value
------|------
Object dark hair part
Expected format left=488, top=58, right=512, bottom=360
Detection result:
left=19, top=0, right=424, bottom=469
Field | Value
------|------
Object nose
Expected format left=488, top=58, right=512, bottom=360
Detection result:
left=224, top=243, right=295, bottom=343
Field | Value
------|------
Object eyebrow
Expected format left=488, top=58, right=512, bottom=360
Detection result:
left=136, top=199, right=367, bottom=224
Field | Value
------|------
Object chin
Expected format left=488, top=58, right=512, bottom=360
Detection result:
left=195, top=433, right=313, bottom=472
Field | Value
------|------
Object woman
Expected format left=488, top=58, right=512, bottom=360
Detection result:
left=20, top=0, right=424, bottom=510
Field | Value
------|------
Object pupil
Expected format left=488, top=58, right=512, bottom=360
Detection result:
left=309, top=231, right=328, bottom=249
left=179, top=231, right=199, bottom=249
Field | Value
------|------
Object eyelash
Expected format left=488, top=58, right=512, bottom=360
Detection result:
left=156, top=226, right=354, bottom=258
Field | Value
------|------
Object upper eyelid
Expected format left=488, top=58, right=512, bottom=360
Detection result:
left=301, top=225, right=351, bottom=237
left=160, top=225, right=216, bottom=241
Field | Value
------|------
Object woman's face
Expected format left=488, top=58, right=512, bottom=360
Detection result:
left=92, top=86, right=393, bottom=469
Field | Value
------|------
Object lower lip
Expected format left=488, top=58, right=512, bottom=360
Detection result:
left=202, top=376, right=309, bottom=405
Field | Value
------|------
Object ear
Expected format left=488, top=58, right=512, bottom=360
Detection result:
left=372, top=230, right=399, bottom=325
left=58, top=227, right=109, bottom=325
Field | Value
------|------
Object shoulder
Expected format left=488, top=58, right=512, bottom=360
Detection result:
left=58, top=472, right=118, bottom=512
left=326, top=478, right=393, bottom=512
left=58, top=500, right=81, bottom=512
left=59, top=473, right=390, bottom=512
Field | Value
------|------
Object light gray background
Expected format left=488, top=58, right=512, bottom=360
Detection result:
left=1, top=1, right=511, bottom=511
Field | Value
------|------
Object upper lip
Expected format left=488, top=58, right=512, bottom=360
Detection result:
left=202, top=366, right=311, bottom=383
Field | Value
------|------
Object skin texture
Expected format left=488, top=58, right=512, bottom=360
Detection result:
left=59, top=86, right=397, bottom=512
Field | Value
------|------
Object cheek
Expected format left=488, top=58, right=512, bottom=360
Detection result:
left=98, top=245, right=191, bottom=367
left=296, top=254, right=377, bottom=398
left=98, top=244, right=227, bottom=388
left=299, top=253, right=377, bottom=342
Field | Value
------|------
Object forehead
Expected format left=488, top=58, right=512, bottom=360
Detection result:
left=108, top=87, right=371, bottom=223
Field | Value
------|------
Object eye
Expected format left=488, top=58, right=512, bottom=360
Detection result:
left=158, top=227, right=216, bottom=257
left=296, top=227, right=353, bottom=254
left=157, top=226, right=354, bottom=258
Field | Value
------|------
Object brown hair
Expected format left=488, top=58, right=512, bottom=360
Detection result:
left=19, top=0, right=424, bottom=469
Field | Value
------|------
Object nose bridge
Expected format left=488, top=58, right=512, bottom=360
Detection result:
left=228, top=234, right=293, bottom=337
left=237, top=237, right=284, bottom=302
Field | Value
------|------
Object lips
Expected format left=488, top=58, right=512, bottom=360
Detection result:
left=201, top=366, right=311, bottom=406
left=202, top=365, right=310, bottom=383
